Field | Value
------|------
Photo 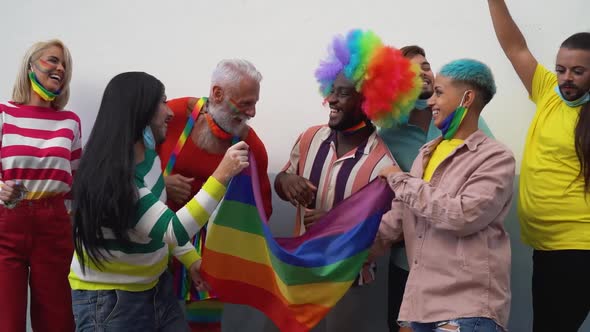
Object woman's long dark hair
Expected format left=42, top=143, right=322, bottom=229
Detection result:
left=72, top=72, right=164, bottom=272
left=562, top=33, right=590, bottom=192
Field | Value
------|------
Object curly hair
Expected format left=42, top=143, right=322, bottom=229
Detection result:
left=315, top=29, right=422, bottom=127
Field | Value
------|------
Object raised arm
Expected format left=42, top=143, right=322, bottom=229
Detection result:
left=487, top=0, right=538, bottom=95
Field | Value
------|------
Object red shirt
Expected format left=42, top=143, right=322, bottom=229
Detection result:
left=157, top=97, right=272, bottom=218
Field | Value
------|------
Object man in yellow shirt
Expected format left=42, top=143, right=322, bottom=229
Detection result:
left=487, top=1, right=590, bottom=331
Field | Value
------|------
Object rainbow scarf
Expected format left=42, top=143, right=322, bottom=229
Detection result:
left=204, top=113, right=233, bottom=140
left=201, top=154, right=394, bottom=332
left=163, top=97, right=207, bottom=176
left=167, top=97, right=222, bottom=329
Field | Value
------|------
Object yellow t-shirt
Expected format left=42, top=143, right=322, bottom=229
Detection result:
left=423, top=139, right=464, bottom=182
left=519, top=64, right=589, bottom=250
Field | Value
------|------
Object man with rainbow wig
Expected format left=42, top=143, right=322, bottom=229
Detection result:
left=273, top=29, right=422, bottom=332
left=372, top=58, right=515, bottom=332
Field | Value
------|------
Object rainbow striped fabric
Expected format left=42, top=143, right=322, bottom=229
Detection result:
left=201, top=155, right=394, bottom=332
left=163, top=97, right=206, bottom=176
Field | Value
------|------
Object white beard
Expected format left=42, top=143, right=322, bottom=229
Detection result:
left=195, top=126, right=220, bottom=153
left=208, top=101, right=249, bottom=137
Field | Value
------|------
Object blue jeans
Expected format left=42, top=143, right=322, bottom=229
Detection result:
left=71, top=271, right=188, bottom=332
left=410, top=317, right=502, bottom=332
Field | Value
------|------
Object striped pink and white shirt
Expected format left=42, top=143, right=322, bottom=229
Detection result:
left=283, top=125, right=395, bottom=235
left=0, top=101, right=82, bottom=205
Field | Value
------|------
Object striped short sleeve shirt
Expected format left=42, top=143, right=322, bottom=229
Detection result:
left=283, top=125, right=395, bottom=235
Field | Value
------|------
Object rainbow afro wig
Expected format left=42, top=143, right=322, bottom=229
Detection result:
left=315, top=29, right=422, bottom=127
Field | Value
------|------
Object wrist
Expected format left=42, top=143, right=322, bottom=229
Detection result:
left=276, top=172, right=294, bottom=196
left=212, top=170, right=230, bottom=185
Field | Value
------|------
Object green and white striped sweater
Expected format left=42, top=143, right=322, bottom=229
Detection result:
left=69, top=149, right=225, bottom=291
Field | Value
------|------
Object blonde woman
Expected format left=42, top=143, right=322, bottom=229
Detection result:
left=0, top=39, right=80, bottom=331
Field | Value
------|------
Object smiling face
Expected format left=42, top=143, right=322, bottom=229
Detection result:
left=409, top=54, right=434, bottom=100
left=428, top=75, right=467, bottom=128
left=30, top=45, right=66, bottom=93
left=326, top=73, right=365, bottom=131
left=210, top=77, right=259, bottom=137
left=150, top=93, right=173, bottom=144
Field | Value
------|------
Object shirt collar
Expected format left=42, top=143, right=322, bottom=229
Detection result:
left=321, top=126, right=377, bottom=156
left=420, top=129, right=488, bottom=155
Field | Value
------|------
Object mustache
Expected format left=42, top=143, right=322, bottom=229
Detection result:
left=560, top=83, right=579, bottom=90
left=233, top=114, right=250, bottom=122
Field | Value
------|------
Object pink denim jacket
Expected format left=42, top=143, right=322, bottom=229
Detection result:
left=373, top=130, right=515, bottom=329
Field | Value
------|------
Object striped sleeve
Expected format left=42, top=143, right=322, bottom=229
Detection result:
left=64, top=115, right=82, bottom=212
left=170, top=242, right=201, bottom=269
left=134, top=176, right=226, bottom=247
left=0, top=108, right=3, bottom=195
left=282, top=133, right=302, bottom=174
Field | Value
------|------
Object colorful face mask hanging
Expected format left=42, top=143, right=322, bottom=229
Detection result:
left=29, top=59, right=61, bottom=102
left=437, top=91, right=469, bottom=140
left=29, top=71, right=60, bottom=102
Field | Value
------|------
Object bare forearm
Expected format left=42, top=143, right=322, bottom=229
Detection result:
left=488, top=0, right=528, bottom=57
left=487, top=0, right=537, bottom=93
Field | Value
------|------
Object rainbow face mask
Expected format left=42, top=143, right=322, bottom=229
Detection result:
left=29, top=71, right=60, bottom=102
left=29, top=59, right=62, bottom=102
left=437, top=91, right=469, bottom=140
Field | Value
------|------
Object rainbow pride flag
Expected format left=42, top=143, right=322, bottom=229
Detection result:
left=201, top=155, right=394, bottom=332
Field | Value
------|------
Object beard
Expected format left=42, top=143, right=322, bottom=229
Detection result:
left=328, top=110, right=367, bottom=132
left=329, top=116, right=357, bottom=131
left=419, top=87, right=434, bottom=100
left=559, top=83, right=587, bottom=101
left=195, top=126, right=219, bottom=153
left=208, top=101, right=249, bottom=137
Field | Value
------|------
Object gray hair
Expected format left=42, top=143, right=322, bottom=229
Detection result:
left=211, top=59, right=262, bottom=93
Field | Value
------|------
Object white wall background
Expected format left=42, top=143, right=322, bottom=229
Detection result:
left=0, top=0, right=590, bottom=332
left=1, top=0, right=587, bottom=173
left=2, top=1, right=590, bottom=331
